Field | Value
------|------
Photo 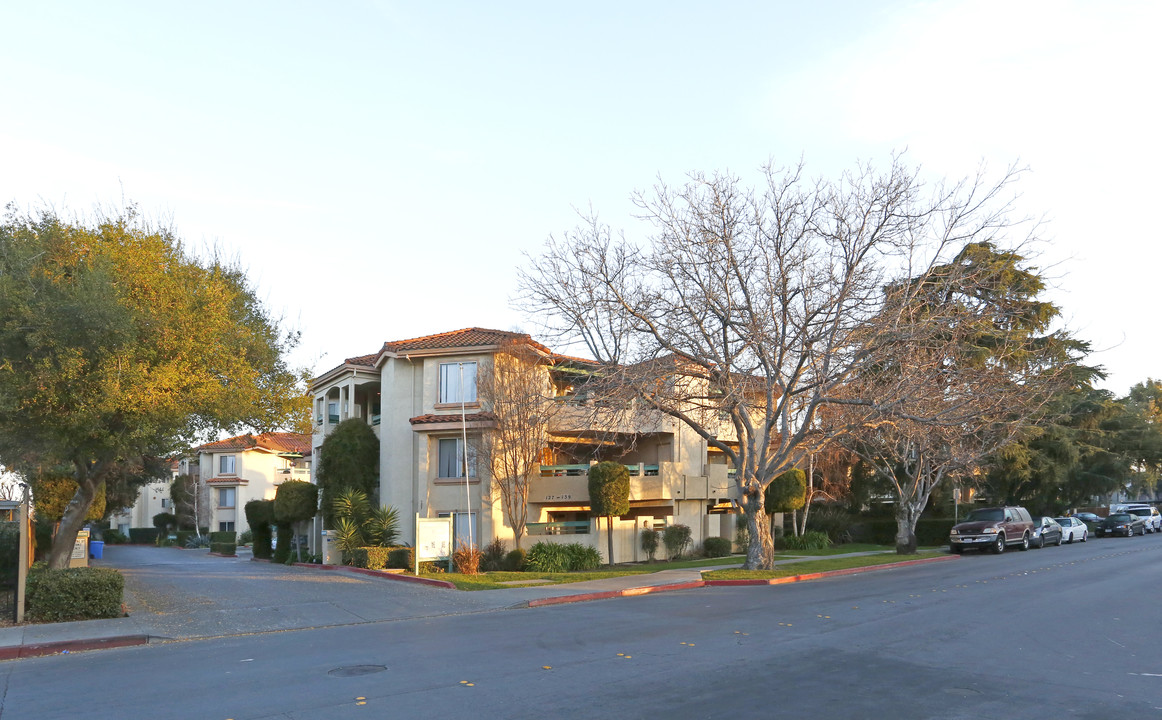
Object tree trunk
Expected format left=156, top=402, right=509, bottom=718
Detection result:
left=894, top=501, right=921, bottom=555
left=513, top=527, right=523, bottom=551
left=605, top=515, right=615, bottom=565
left=744, top=504, right=774, bottom=569
left=47, top=476, right=100, bottom=570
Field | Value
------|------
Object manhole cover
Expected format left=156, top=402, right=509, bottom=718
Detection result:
left=328, top=665, right=387, bottom=677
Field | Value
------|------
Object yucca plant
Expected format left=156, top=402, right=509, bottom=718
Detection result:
left=366, top=505, right=400, bottom=547
left=332, top=488, right=371, bottom=526
left=333, top=517, right=365, bottom=553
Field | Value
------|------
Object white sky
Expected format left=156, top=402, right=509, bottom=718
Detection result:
left=1, top=1, right=1158, bottom=394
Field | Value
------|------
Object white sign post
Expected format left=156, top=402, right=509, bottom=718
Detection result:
left=415, top=515, right=453, bottom=575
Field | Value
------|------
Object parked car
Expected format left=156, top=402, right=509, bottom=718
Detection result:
left=1054, top=516, right=1088, bottom=543
left=1031, top=517, right=1063, bottom=548
left=1096, top=512, right=1146, bottom=537
left=1122, top=505, right=1161, bottom=533
left=1075, top=511, right=1102, bottom=524
left=949, top=506, right=1035, bottom=554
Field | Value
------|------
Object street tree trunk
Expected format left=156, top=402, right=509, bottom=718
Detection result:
left=743, top=484, right=775, bottom=569
left=605, top=515, right=615, bottom=566
left=47, top=470, right=102, bottom=570
left=894, top=501, right=921, bottom=555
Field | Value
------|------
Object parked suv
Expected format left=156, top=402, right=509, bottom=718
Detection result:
left=1121, top=505, right=1161, bottom=533
left=949, top=506, right=1035, bottom=554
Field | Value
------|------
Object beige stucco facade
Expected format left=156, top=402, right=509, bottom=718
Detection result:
left=311, top=328, right=743, bottom=563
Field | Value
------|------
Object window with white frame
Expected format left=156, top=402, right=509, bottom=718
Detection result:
left=219, top=455, right=236, bottom=474
left=218, top=521, right=235, bottom=532
left=437, top=437, right=476, bottom=478
left=217, top=487, right=236, bottom=508
left=439, top=362, right=477, bottom=404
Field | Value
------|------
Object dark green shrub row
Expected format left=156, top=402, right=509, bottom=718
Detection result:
left=702, top=536, right=732, bottom=557
left=849, top=518, right=955, bottom=546
left=210, top=530, right=237, bottom=544
left=26, top=567, right=124, bottom=622
left=346, top=546, right=392, bottom=569
left=175, top=530, right=196, bottom=548
left=128, top=528, right=161, bottom=544
left=238, top=529, right=253, bottom=545
left=210, top=542, right=236, bottom=556
left=102, top=529, right=128, bottom=544
left=780, top=531, right=832, bottom=551
left=525, top=542, right=602, bottom=572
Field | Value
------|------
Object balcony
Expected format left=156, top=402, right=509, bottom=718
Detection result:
left=530, top=463, right=671, bottom=503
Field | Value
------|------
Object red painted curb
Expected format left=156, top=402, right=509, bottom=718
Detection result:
left=0, top=634, right=151, bottom=661
left=528, top=580, right=706, bottom=607
left=704, top=554, right=960, bottom=586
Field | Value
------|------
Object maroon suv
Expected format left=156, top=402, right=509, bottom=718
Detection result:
left=949, top=506, right=1035, bottom=554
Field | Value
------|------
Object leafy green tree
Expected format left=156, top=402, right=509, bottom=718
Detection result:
left=32, top=472, right=106, bottom=522
left=764, top=468, right=806, bottom=537
left=317, top=419, right=380, bottom=528
left=588, top=461, right=629, bottom=565
left=244, top=499, right=275, bottom=559
left=0, top=207, right=306, bottom=568
left=274, top=480, right=318, bottom=562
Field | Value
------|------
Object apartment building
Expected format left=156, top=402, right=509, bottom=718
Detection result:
left=310, top=328, right=741, bottom=563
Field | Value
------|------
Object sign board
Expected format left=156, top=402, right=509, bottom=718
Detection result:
left=415, top=515, right=453, bottom=574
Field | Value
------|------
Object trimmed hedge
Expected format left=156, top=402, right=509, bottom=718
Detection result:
left=26, top=567, right=124, bottom=622
left=175, top=530, right=196, bottom=548
left=210, top=530, right=237, bottom=544
left=346, top=546, right=391, bottom=570
left=273, top=524, right=293, bottom=564
left=504, top=548, right=526, bottom=571
left=850, top=518, right=956, bottom=546
left=128, top=528, right=161, bottom=545
left=702, top=536, right=732, bottom=557
left=781, top=531, right=831, bottom=550
left=210, top=542, right=237, bottom=556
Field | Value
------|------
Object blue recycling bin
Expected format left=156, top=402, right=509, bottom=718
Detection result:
left=89, top=540, right=104, bottom=559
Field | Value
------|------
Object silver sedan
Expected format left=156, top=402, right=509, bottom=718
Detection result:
left=1054, top=516, right=1088, bottom=543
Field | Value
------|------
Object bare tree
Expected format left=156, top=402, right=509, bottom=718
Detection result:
left=519, top=156, right=1041, bottom=569
left=477, top=339, right=559, bottom=550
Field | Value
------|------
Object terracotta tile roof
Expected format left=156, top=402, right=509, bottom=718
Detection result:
left=382, top=327, right=551, bottom=355
left=409, top=411, right=497, bottom=425
left=344, top=353, right=378, bottom=367
left=206, top=476, right=249, bottom=484
left=195, top=432, right=311, bottom=455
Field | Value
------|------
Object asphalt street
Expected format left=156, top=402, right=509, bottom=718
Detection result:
left=2, top=535, right=1160, bottom=719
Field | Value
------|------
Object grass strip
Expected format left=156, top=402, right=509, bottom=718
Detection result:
left=703, top=551, right=944, bottom=580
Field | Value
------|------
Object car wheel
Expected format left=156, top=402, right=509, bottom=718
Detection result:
left=1019, top=533, right=1030, bottom=551
left=1055, top=533, right=1063, bottom=546
left=1127, top=526, right=1134, bottom=537
left=1035, top=534, right=1044, bottom=549
left=993, top=535, right=1005, bottom=554
left=950, top=545, right=963, bottom=555
left=1081, top=531, right=1087, bottom=542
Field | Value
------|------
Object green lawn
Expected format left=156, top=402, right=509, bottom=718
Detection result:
left=419, top=544, right=930, bottom=591
left=702, top=550, right=945, bottom=580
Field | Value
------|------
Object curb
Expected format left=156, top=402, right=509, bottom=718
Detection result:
left=0, top=634, right=151, bottom=661
left=527, top=580, right=705, bottom=607
left=703, top=554, right=959, bottom=586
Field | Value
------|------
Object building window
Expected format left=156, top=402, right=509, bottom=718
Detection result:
left=218, top=487, right=236, bottom=508
left=438, top=437, right=476, bottom=478
left=218, top=521, right=235, bottom=532
left=219, top=455, right=236, bottom=474
left=439, top=362, right=477, bottom=404
left=161, top=498, right=170, bottom=508
left=328, top=401, right=339, bottom=423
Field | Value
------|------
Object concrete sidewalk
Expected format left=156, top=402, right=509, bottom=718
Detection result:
left=0, top=547, right=950, bottom=660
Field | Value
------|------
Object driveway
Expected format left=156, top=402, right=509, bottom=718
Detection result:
left=98, top=545, right=525, bottom=641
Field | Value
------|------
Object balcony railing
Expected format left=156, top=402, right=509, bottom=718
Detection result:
left=539, top=464, right=660, bottom=477
left=527, top=521, right=591, bottom=536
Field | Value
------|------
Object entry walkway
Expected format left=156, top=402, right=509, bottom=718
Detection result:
left=0, top=546, right=927, bottom=659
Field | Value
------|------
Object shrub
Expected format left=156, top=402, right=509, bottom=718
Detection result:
left=504, top=548, right=527, bottom=571
left=128, top=528, right=160, bottom=545
left=102, top=528, right=128, bottom=544
left=26, top=567, right=124, bottom=622
left=703, top=536, right=732, bottom=558
left=525, top=542, right=600, bottom=572
left=210, top=542, right=237, bottom=556
left=210, top=530, right=237, bottom=544
left=481, top=538, right=506, bottom=572
left=563, top=543, right=601, bottom=571
left=275, top=480, right=318, bottom=562
left=734, top=515, right=750, bottom=553
left=640, top=527, right=659, bottom=561
left=185, top=534, right=210, bottom=549
left=175, top=530, right=196, bottom=548
left=662, top=524, right=693, bottom=558
left=805, top=505, right=855, bottom=544
left=0, top=523, right=19, bottom=581
left=153, top=512, right=177, bottom=532
left=781, top=531, right=831, bottom=551
left=453, top=543, right=483, bottom=575
left=273, top=524, right=293, bottom=564
left=238, top=529, right=253, bottom=546
left=764, top=468, right=807, bottom=514
left=155, top=534, right=174, bottom=547
left=245, top=499, right=275, bottom=559
left=346, top=547, right=391, bottom=570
